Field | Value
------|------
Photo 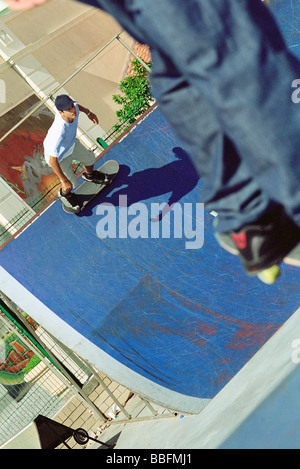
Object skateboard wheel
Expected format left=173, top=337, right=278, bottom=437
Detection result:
left=257, top=265, right=280, bottom=285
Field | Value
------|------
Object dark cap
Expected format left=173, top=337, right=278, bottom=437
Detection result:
left=55, top=94, right=75, bottom=111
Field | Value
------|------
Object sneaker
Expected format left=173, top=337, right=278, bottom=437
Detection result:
left=82, top=170, right=109, bottom=184
left=58, top=189, right=80, bottom=211
left=215, top=208, right=300, bottom=274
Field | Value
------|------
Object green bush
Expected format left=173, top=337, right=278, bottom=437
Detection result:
left=112, top=59, right=152, bottom=131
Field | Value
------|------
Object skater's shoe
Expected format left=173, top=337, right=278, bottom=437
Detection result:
left=82, top=170, right=109, bottom=184
left=215, top=208, right=300, bottom=275
left=58, top=189, right=80, bottom=212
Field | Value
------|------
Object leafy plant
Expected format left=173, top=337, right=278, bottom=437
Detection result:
left=112, top=59, right=152, bottom=131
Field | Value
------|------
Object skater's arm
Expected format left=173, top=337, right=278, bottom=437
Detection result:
left=78, top=104, right=99, bottom=124
left=49, top=155, right=73, bottom=194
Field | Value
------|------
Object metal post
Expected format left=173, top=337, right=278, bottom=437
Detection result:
left=137, top=396, right=158, bottom=416
left=83, top=362, right=132, bottom=420
left=116, top=35, right=151, bottom=72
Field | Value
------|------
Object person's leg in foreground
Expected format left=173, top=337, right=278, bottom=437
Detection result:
left=89, top=0, right=300, bottom=276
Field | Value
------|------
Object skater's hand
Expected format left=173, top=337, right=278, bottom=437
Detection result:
left=88, top=112, right=99, bottom=125
left=61, top=178, right=73, bottom=195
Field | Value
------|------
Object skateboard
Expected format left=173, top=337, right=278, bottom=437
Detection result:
left=215, top=232, right=300, bottom=285
left=60, top=160, right=119, bottom=214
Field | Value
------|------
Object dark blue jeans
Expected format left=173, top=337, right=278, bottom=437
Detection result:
left=84, top=0, right=300, bottom=233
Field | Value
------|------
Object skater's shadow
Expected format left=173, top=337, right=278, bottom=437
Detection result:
left=78, top=147, right=199, bottom=219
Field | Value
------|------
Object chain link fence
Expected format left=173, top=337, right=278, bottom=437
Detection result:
left=0, top=293, right=132, bottom=448
left=0, top=302, right=73, bottom=446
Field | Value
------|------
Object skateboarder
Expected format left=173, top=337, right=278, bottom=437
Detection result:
left=43, top=94, right=107, bottom=211
left=6, top=0, right=300, bottom=276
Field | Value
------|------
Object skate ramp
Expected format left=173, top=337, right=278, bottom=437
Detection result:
left=269, top=0, right=300, bottom=60
left=0, top=107, right=299, bottom=413
left=0, top=1, right=299, bottom=414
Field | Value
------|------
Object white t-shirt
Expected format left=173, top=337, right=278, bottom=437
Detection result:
left=43, top=103, right=79, bottom=164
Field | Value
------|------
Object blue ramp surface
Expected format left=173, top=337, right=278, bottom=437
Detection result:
left=0, top=108, right=299, bottom=413
left=268, top=0, right=300, bottom=59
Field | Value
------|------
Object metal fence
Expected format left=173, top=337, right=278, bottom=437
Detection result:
left=0, top=300, right=74, bottom=446
left=0, top=292, right=130, bottom=448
